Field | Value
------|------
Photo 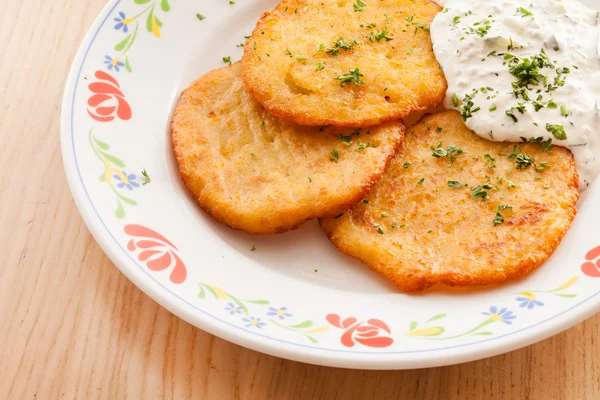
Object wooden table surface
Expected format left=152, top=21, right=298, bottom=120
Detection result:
left=1, top=0, right=599, bottom=398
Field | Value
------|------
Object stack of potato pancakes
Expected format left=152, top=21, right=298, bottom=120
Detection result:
left=172, top=0, right=579, bottom=292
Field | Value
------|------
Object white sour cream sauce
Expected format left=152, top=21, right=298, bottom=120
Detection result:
left=430, top=0, right=600, bottom=190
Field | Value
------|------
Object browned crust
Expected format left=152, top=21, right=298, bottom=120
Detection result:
left=320, top=110, right=580, bottom=292
left=172, top=64, right=405, bottom=234
left=241, top=0, right=447, bottom=128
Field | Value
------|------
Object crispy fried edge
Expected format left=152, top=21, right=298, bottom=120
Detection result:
left=172, top=67, right=406, bottom=234
left=320, top=111, right=580, bottom=291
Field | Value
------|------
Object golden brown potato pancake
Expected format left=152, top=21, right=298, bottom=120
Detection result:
left=172, top=63, right=405, bottom=234
left=320, top=110, right=579, bottom=292
left=241, top=0, right=446, bottom=128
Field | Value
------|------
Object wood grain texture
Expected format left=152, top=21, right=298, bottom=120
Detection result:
left=0, top=0, right=598, bottom=399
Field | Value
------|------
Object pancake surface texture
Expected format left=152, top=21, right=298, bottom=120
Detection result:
left=241, top=0, right=446, bottom=127
left=172, top=63, right=405, bottom=234
left=320, top=111, right=579, bottom=292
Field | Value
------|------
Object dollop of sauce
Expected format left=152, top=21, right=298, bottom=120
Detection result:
left=431, top=0, right=600, bottom=190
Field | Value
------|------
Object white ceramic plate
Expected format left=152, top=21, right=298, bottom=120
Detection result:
left=61, top=0, right=600, bottom=369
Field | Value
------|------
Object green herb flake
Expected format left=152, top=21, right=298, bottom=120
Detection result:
left=222, top=56, right=232, bottom=66
left=330, top=149, right=339, bottom=162
left=141, top=169, right=151, bottom=185
left=403, top=162, right=411, bottom=168
left=335, top=68, right=364, bottom=86
left=546, top=123, right=567, bottom=140
left=196, top=13, right=206, bottom=21
left=493, top=204, right=513, bottom=226
left=353, top=0, right=367, bottom=12
left=448, top=180, right=467, bottom=188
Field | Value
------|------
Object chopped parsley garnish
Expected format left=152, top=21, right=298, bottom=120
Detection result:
left=326, top=38, right=359, bottom=55
left=521, top=136, right=553, bottom=152
left=251, top=245, right=256, bottom=251
left=316, top=62, right=324, bottom=71
left=507, top=180, right=516, bottom=189
left=353, top=0, right=367, bottom=12
left=417, top=178, right=425, bottom=185
left=336, top=68, right=364, bottom=86
left=363, top=199, right=369, bottom=204
left=493, top=204, right=513, bottom=226
left=452, top=93, right=459, bottom=107
left=403, top=162, right=411, bottom=168
left=330, top=149, right=339, bottom=162
left=517, top=7, right=533, bottom=18
left=546, top=123, right=567, bottom=140
left=375, top=224, right=385, bottom=234
left=431, top=142, right=466, bottom=167
left=452, top=16, right=461, bottom=25
left=141, top=168, right=151, bottom=185
left=260, top=121, right=265, bottom=126
left=391, top=222, right=398, bottom=229
left=508, top=145, right=535, bottom=170
left=459, top=89, right=481, bottom=121
left=489, top=105, right=497, bottom=112
left=561, top=103, right=568, bottom=117
left=367, top=28, right=394, bottom=42
left=448, top=180, right=467, bottom=188
left=484, top=154, right=496, bottom=170
left=435, top=127, right=442, bottom=133
left=464, top=18, right=493, bottom=37
left=222, top=56, right=232, bottom=66
left=295, top=55, right=308, bottom=60
left=470, top=184, right=492, bottom=201
left=196, top=13, right=206, bottom=20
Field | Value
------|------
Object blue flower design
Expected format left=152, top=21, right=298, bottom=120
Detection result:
left=266, top=306, right=293, bottom=320
left=482, top=306, right=516, bottom=324
left=114, top=172, right=140, bottom=191
left=104, top=55, right=125, bottom=72
left=243, top=316, right=266, bottom=329
left=225, top=302, right=243, bottom=315
left=114, top=12, right=130, bottom=33
left=516, top=296, right=544, bottom=309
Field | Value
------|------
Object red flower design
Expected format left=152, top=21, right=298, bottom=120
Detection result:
left=582, top=246, right=600, bottom=277
left=124, top=224, right=187, bottom=284
left=87, top=70, right=132, bottom=122
left=326, top=313, right=394, bottom=348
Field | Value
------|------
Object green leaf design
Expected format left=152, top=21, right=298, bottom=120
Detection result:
left=471, top=331, right=493, bottom=336
left=125, top=57, right=133, bottom=73
left=290, top=320, right=313, bottom=329
left=227, top=293, right=249, bottom=315
left=99, top=173, right=105, bottom=182
left=146, top=8, right=154, bottom=32
left=160, top=0, right=171, bottom=12
left=202, top=285, right=219, bottom=300
left=115, top=200, right=125, bottom=219
left=305, top=335, right=318, bottom=343
left=100, top=151, right=126, bottom=168
left=426, top=313, right=447, bottom=323
left=244, top=299, right=269, bottom=305
left=119, top=195, right=137, bottom=206
left=553, top=293, right=576, bottom=298
left=123, top=23, right=139, bottom=54
left=134, top=0, right=152, bottom=4
left=93, top=136, right=110, bottom=150
left=409, top=321, right=417, bottom=332
left=154, top=15, right=163, bottom=27
left=114, top=34, right=132, bottom=51
left=198, top=286, right=206, bottom=299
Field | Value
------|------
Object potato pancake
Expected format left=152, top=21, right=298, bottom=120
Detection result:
left=172, top=63, right=404, bottom=234
left=320, top=111, right=579, bottom=292
left=241, top=0, right=446, bottom=128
